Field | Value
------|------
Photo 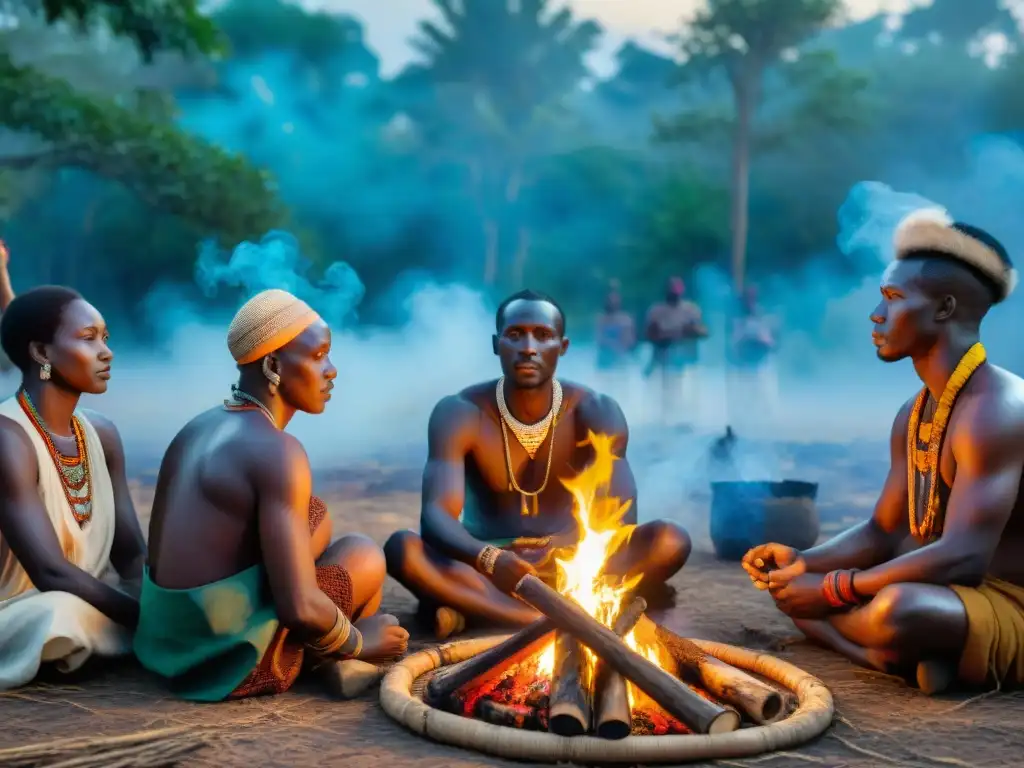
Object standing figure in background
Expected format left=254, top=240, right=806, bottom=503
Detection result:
left=643, top=277, right=707, bottom=428
left=595, top=286, right=636, bottom=408
left=727, top=286, right=779, bottom=426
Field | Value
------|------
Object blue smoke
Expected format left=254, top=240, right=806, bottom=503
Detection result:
left=195, top=230, right=365, bottom=327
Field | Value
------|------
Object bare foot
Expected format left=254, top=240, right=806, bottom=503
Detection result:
left=354, top=614, right=409, bottom=661
left=435, top=606, right=466, bottom=640
left=916, top=659, right=956, bottom=695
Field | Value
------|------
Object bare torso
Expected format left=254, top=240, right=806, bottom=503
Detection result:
left=458, top=380, right=606, bottom=542
left=902, top=363, right=1024, bottom=586
left=147, top=408, right=284, bottom=588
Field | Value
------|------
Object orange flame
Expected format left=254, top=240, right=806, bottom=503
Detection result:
left=534, top=431, right=664, bottom=690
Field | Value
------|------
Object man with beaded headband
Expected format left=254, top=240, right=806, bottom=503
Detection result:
left=385, top=288, right=693, bottom=639
left=0, top=285, right=146, bottom=690
left=744, top=209, right=1024, bottom=694
left=135, top=288, right=408, bottom=701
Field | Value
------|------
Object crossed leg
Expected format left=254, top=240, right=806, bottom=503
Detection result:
left=791, top=583, right=967, bottom=687
left=383, top=520, right=691, bottom=633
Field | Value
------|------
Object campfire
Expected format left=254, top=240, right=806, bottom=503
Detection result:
left=425, top=433, right=784, bottom=739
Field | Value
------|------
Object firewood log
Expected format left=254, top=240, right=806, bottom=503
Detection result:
left=655, top=625, right=783, bottom=724
left=514, top=575, right=739, bottom=734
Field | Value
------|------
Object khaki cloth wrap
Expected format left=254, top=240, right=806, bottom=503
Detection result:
left=227, top=289, right=320, bottom=365
left=950, top=577, right=1024, bottom=686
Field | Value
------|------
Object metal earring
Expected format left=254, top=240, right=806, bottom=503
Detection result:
left=262, top=356, right=281, bottom=395
left=39, top=363, right=51, bottom=381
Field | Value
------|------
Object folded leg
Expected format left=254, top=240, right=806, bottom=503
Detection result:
left=384, top=530, right=540, bottom=627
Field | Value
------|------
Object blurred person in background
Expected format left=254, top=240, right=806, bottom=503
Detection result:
left=595, top=282, right=636, bottom=409
left=643, top=277, right=707, bottom=428
left=727, top=286, right=779, bottom=427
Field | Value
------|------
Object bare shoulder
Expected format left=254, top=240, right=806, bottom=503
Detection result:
left=429, top=387, right=487, bottom=433
left=891, top=394, right=917, bottom=439
left=955, top=366, right=1024, bottom=443
left=570, top=383, right=628, bottom=435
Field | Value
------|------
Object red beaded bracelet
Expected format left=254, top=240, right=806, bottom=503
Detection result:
left=822, top=569, right=861, bottom=609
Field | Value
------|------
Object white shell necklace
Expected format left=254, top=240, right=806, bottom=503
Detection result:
left=495, top=377, right=563, bottom=517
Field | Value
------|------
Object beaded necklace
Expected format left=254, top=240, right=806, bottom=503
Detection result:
left=17, top=389, right=92, bottom=526
left=905, top=342, right=987, bottom=542
left=496, top=377, right=563, bottom=517
left=224, top=385, right=279, bottom=429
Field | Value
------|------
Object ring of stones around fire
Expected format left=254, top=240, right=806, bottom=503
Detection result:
left=380, top=635, right=834, bottom=763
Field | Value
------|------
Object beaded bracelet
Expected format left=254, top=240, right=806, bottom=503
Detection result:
left=821, top=569, right=860, bottom=609
left=309, top=606, right=363, bottom=658
left=476, top=544, right=502, bottom=575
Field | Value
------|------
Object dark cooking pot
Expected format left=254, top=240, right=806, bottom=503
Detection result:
left=709, top=480, right=820, bottom=561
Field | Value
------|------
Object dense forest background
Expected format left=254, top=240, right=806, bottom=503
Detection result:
left=0, top=0, right=1019, bottom=338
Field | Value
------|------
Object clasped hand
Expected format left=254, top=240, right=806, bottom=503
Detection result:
left=741, top=542, right=833, bottom=618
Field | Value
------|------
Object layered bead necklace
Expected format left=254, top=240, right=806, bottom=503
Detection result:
left=905, top=342, right=987, bottom=542
left=17, top=389, right=93, bottom=527
left=496, top=376, right=563, bottom=516
left=223, top=385, right=279, bottom=429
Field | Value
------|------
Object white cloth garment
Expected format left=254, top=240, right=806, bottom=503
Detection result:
left=0, top=397, right=131, bottom=690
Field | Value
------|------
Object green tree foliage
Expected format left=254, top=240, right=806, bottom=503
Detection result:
left=408, top=0, right=602, bottom=286
left=0, top=54, right=284, bottom=242
left=41, top=0, right=223, bottom=60
left=657, top=0, right=869, bottom=290
left=212, top=0, right=368, bottom=66
left=0, top=1, right=283, bottom=244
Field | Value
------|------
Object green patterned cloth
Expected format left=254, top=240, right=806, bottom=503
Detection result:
left=133, top=565, right=279, bottom=702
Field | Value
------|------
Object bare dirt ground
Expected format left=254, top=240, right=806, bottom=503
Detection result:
left=2, top=440, right=1022, bottom=767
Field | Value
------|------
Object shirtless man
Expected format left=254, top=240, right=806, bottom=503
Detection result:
left=743, top=211, right=1024, bottom=693
left=385, top=289, right=692, bottom=639
left=136, top=289, right=407, bottom=701
left=644, top=277, right=706, bottom=426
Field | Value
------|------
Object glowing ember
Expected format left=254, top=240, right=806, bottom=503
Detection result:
left=454, top=432, right=699, bottom=735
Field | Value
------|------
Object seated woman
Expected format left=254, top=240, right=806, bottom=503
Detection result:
left=135, top=289, right=408, bottom=701
left=0, top=286, right=146, bottom=690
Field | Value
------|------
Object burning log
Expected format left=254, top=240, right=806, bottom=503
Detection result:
left=548, top=633, right=590, bottom=736
left=595, top=597, right=647, bottom=740
left=425, top=617, right=554, bottom=706
left=475, top=699, right=546, bottom=731
left=514, top=575, right=740, bottom=734
left=656, top=625, right=783, bottom=724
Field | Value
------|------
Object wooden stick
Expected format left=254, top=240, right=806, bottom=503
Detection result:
left=656, top=625, right=784, bottom=724
left=514, top=575, right=740, bottom=734
left=548, top=631, right=590, bottom=735
left=425, top=617, right=554, bottom=705
left=595, top=596, right=648, bottom=740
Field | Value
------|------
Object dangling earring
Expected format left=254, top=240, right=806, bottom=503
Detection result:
left=39, top=363, right=51, bottom=381
left=262, top=356, right=280, bottom=395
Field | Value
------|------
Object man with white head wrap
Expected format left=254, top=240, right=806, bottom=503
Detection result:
left=744, top=210, right=1024, bottom=694
left=135, top=289, right=408, bottom=701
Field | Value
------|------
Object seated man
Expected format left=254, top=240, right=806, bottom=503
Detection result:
left=743, top=211, right=1024, bottom=693
left=0, top=286, right=146, bottom=689
left=135, top=289, right=408, bottom=701
left=386, top=289, right=692, bottom=639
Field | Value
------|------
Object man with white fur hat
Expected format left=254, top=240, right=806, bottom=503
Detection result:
left=743, top=208, right=1024, bottom=694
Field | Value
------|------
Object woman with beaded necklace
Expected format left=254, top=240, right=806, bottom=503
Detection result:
left=0, top=285, right=146, bottom=690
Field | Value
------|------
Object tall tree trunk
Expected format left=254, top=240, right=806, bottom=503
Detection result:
left=483, top=219, right=500, bottom=285
left=729, top=83, right=754, bottom=293
left=511, top=226, right=530, bottom=286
